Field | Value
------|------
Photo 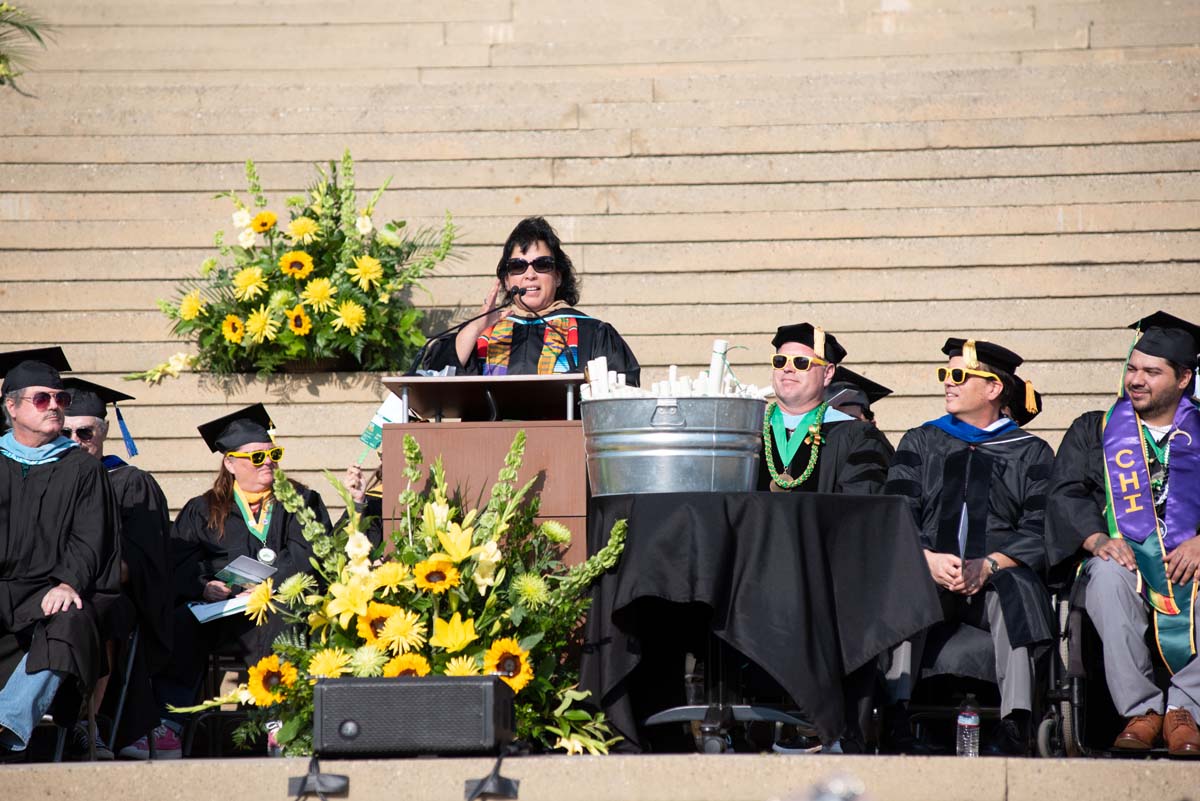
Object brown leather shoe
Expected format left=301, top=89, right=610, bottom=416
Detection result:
left=1164, top=709, right=1200, bottom=757
left=1112, top=710, right=1162, bottom=750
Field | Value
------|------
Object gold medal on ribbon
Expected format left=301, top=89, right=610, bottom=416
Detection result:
left=770, top=472, right=793, bottom=492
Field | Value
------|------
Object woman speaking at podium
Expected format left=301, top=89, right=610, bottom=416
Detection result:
left=424, top=217, right=640, bottom=386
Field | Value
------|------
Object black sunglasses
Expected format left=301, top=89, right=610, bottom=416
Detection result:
left=504, top=256, right=556, bottom=276
left=21, top=391, right=72, bottom=412
left=62, top=426, right=95, bottom=442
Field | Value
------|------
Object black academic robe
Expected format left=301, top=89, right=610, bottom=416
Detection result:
left=424, top=306, right=641, bottom=386
left=885, top=424, right=1056, bottom=673
left=757, top=417, right=893, bottom=494
left=0, top=448, right=121, bottom=710
left=1044, top=411, right=1112, bottom=569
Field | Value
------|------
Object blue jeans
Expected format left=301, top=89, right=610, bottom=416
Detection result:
left=0, top=655, right=65, bottom=751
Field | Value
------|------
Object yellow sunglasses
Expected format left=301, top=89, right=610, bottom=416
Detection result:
left=772, top=354, right=829, bottom=372
left=226, top=446, right=284, bottom=466
left=937, top=367, right=1000, bottom=385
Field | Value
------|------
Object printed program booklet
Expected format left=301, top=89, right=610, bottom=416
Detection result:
left=213, top=554, right=276, bottom=590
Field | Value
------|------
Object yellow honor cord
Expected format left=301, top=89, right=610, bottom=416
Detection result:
left=1024, top=379, right=1038, bottom=414
left=963, top=339, right=979, bottom=369
left=813, top=327, right=826, bottom=361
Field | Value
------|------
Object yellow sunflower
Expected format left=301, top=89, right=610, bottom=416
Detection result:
left=330, top=300, right=367, bottom=336
left=483, top=638, right=534, bottom=694
left=221, top=314, right=245, bottom=344
left=232, top=266, right=268, bottom=302
left=247, top=654, right=297, bottom=706
left=347, top=254, right=383, bottom=292
left=370, top=561, right=409, bottom=595
left=445, top=655, right=481, bottom=677
left=300, top=277, right=337, bottom=312
left=355, top=602, right=400, bottom=646
left=382, top=653, right=431, bottom=678
left=288, top=216, right=320, bottom=245
left=244, top=578, right=277, bottom=625
left=377, top=608, right=427, bottom=655
left=413, top=559, right=460, bottom=595
left=179, top=289, right=206, bottom=321
left=307, top=647, right=351, bottom=679
left=245, top=304, right=281, bottom=344
left=286, top=303, right=312, bottom=336
left=251, top=210, right=278, bottom=233
left=278, top=250, right=314, bottom=279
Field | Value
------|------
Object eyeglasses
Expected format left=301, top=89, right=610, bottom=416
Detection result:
left=937, top=367, right=1001, bottom=385
left=20, top=391, right=72, bottom=411
left=62, top=426, right=95, bottom=443
left=504, top=256, right=556, bottom=276
left=771, top=354, right=829, bottom=372
left=226, top=446, right=285, bottom=466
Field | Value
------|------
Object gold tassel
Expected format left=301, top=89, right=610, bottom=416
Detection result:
left=963, top=339, right=979, bottom=369
left=814, top=327, right=826, bottom=361
left=1024, top=380, right=1038, bottom=415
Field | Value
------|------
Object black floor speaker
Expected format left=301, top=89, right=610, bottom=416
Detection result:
left=312, top=676, right=514, bottom=756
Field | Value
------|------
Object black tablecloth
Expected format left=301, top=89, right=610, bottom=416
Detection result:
left=579, top=492, right=941, bottom=747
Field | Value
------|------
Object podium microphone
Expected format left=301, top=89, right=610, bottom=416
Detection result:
left=405, top=289, right=519, bottom=376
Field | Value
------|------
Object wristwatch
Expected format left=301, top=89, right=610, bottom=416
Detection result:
left=985, top=556, right=1001, bottom=577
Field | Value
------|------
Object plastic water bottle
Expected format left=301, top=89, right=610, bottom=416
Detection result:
left=956, top=694, right=981, bottom=757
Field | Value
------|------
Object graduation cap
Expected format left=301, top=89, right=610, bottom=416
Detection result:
left=772, top=323, right=847, bottom=364
left=63, top=377, right=139, bottom=457
left=0, top=346, right=72, bottom=395
left=1128, top=310, right=1200, bottom=367
left=824, top=366, right=892, bottom=418
left=197, top=403, right=275, bottom=453
left=942, top=337, right=1042, bottom=425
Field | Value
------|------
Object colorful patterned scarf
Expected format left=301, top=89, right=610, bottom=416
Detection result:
left=475, top=301, right=585, bottom=376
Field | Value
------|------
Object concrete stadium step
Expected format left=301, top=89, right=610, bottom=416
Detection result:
left=33, top=0, right=512, bottom=26
left=14, top=259, right=1194, bottom=313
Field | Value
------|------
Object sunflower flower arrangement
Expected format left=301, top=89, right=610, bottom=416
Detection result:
left=179, top=431, right=625, bottom=757
left=146, top=150, right=456, bottom=375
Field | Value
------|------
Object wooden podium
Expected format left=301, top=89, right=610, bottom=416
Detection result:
left=380, top=375, right=588, bottom=565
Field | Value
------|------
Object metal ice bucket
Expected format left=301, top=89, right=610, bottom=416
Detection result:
left=581, top=396, right=767, bottom=496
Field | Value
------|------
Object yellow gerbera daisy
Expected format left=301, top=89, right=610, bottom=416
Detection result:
left=483, top=638, right=534, bottom=694
left=278, top=250, right=314, bottom=279
left=300, top=277, right=337, bottom=312
left=232, top=266, right=268, bottom=302
left=288, top=216, right=320, bottom=245
left=444, top=655, right=482, bottom=677
left=244, top=578, right=277, bottom=625
left=286, top=303, right=312, bottom=336
left=347, top=254, right=384, bottom=292
left=430, top=612, right=479, bottom=654
left=246, top=304, right=281, bottom=344
left=307, top=647, right=351, bottom=679
left=247, top=654, right=297, bottom=706
left=251, top=210, right=277, bottom=233
left=377, top=608, right=427, bottom=655
left=330, top=300, right=367, bottom=336
left=179, top=289, right=206, bottom=321
left=355, top=602, right=400, bottom=646
left=382, top=653, right=431, bottom=678
left=370, top=561, right=410, bottom=595
left=221, top=314, right=245, bottom=344
left=413, top=559, right=460, bottom=595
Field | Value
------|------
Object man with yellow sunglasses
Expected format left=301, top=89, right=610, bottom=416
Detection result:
left=883, top=337, right=1051, bottom=756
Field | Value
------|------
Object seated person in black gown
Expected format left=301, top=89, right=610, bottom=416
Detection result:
left=61, top=378, right=172, bottom=760
left=422, top=216, right=640, bottom=385
left=823, top=365, right=896, bottom=458
left=151, top=404, right=330, bottom=754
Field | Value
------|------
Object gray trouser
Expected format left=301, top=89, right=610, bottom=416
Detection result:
left=1082, top=556, right=1200, bottom=718
left=886, top=590, right=1033, bottom=718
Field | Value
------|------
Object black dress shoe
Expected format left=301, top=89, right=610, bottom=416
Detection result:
left=985, top=713, right=1029, bottom=756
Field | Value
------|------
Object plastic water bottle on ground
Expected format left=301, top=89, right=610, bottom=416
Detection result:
left=956, top=694, right=981, bottom=757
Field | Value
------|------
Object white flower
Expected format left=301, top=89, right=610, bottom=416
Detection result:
left=238, top=227, right=257, bottom=248
left=232, top=209, right=252, bottom=229
left=554, top=736, right=585, bottom=755
left=165, top=352, right=193, bottom=376
left=472, top=540, right=502, bottom=596
left=377, top=228, right=403, bottom=247
left=345, top=532, right=372, bottom=562
left=346, top=557, right=372, bottom=579
left=355, top=214, right=373, bottom=236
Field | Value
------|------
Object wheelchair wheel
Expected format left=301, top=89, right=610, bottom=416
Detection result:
left=1036, top=716, right=1056, bottom=758
left=1057, top=598, right=1082, bottom=757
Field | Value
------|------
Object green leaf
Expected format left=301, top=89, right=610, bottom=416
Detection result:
left=278, top=716, right=303, bottom=744
left=517, top=631, right=543, bottom=652
left=509, top=605, right=525, bottom=628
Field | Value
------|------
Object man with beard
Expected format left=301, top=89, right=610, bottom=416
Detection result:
left=1046, top=311, right=1200, bottom=757
left=61, top=378, right=172, bottom=760
left=884, top=338, right=1052, bottom=755
left=0, top=349, right=120, bottom=756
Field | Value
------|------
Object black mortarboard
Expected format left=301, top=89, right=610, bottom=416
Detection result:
left=942, top=337, right=1041, bottom=424
left=64, top=378, right=139, bottom=457
left=1128, top=311, right=1200, bottom=367
left=771, top=323, right=847, bottom=364
left=197, top=403, right=275, bottom=453
left=0, top=347, right=71, bottom=394
left=825, top=366, right=892, bottom=410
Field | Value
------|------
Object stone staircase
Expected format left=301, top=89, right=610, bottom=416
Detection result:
left=2, top=0, right=1198, bottom=511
